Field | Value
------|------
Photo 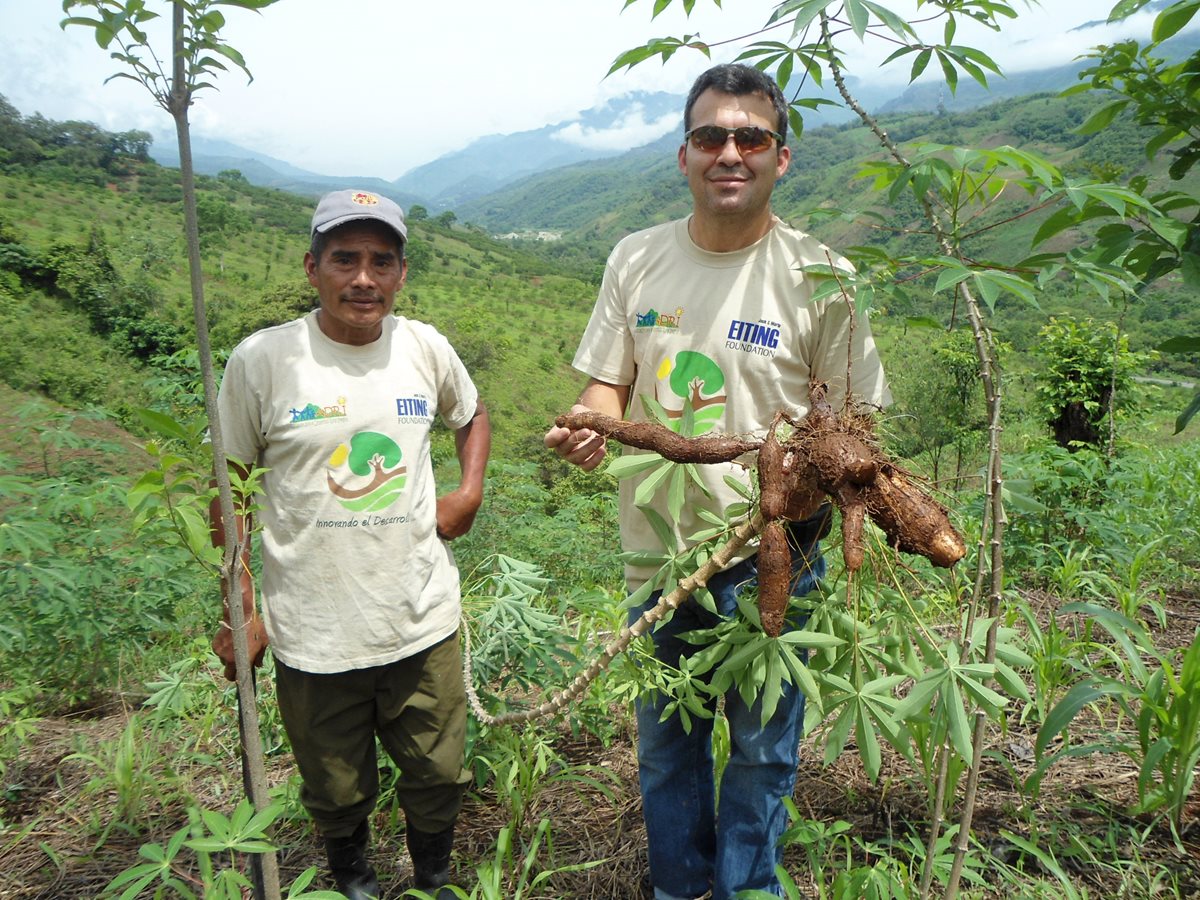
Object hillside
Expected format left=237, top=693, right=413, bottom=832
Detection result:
left=3, top=77, right=1200, bottom=900
left=2, top=86, right=1197, bottom=444
left=0, top=106, right=598, bottom=459
left=455, top=91, right=1199, bottom=373
left=458, top=92, right=1153, bottom=241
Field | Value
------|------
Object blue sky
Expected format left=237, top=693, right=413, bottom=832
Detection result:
left=0, top=0, right=1172, bottom=179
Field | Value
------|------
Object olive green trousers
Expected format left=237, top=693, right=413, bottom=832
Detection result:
left=274, top=630, right=471, bottom=839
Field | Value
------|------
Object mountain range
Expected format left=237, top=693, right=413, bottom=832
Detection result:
left=141, top=72, right=1003, bottom=215
left=150, top=90, right=686, bottom=213
left=149, top=14, right=1198, bottom=225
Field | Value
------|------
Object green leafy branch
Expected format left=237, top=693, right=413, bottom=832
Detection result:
left=126, top=407, right=266, bottom=572
left=101, top=800, right=339, bottom=899
left=61, top=0, right=274, bottom=110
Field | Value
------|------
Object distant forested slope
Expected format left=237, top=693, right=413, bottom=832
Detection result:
left=0, top=96, right=599, bottom=458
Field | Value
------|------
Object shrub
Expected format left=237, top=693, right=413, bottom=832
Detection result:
left=209, top=278, right=316, bottom=350
left=1034, top=316, right=1154, bottom=449
left=0, top=411, right=204, bottom=711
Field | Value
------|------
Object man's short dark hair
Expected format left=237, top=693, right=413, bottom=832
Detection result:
left=683, top=63, right=789, bottom=143
left=309, top=220, right=406, bottom=265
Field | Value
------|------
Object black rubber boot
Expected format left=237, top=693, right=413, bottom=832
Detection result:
left=324, top=820, right=380, bottom=900
left=406, top=818, right=456, bottom=900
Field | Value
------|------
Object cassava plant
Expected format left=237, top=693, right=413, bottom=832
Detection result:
left=464, top=389, right=967, bottom=730
left=0, top=410, right=200, bottom=709
left=1067, top=0, right=1200, bottom=434
left=100, top=799, right=341, bottom=900
left=62, top=1, right=282, bottom=896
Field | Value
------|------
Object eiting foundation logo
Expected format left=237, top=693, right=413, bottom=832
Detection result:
left=726, top=318, right=781, bottom=359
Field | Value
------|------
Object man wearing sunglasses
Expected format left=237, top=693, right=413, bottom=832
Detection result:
left=545, top=64, right=889, bottom=899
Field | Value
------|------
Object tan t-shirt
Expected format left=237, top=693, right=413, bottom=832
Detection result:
left=573, top=217, right=891, bottom=590
left=217, top=311, right=479, bottom=673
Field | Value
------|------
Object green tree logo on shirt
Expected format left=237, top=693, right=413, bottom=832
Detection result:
left=626, top=351, right=729, bottom=521
left=651, top=350, right=727, bottom=436
left=326, top=431, right=407, bottom=512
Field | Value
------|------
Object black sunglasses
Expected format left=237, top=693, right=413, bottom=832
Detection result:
left=684, top=125, right=783, bottom=153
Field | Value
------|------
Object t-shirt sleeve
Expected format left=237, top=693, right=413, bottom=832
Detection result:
left=215, top=347, right=266, bottom=467
left=572, top=255, right=636, bottom=386
left=435, top=336, right=480, bottom=431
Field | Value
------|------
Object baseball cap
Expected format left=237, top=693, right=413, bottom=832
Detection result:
left=311, top=190, right=408, bottom=244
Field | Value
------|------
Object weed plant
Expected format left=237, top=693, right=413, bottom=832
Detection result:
left=1001, top=439, right=1200, bottom=586
left=65, top=716, right=184, bottom=840
left=99, top=799, right=338, bottom=900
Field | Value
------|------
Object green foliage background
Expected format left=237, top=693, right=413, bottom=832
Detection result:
left=1, top=86, right=1196, bottom=706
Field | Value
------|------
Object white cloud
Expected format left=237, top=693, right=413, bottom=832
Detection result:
left=551, top=104, right=681, bottom=152
left=985, top=5, right=1163, bottom=74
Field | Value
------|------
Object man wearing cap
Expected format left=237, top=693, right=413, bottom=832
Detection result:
left=211, top=189, right=489, bottom=899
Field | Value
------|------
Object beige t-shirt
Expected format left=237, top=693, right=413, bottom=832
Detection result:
left=573, top=217, right=891, bottom=590
left=217, top=311, right=479, bottom=673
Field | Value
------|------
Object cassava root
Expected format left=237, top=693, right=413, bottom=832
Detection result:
left=756, top=520, right=792, bottom=637
left=555, top=410, right=759, bottom=464
left=559, top=391, right=966, bottom=635
left=785, top=386, right=966, bottom=573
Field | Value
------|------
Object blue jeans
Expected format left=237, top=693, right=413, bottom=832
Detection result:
left=630, top=525, right=826, bottom=900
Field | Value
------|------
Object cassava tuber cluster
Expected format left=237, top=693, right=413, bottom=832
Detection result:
left=557, top=387, right=966, bottom=636
left=781, top=385, right=966, bottom=575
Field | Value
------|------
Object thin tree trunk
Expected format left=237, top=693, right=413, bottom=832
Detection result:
left=169, top=4, right=280, bottom=896
left=918, top=739, right=953, bottom=899
left=945, top=292, right=1006, bottom=899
